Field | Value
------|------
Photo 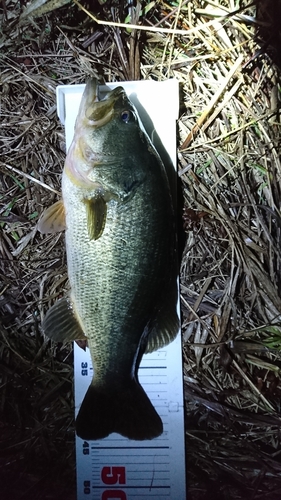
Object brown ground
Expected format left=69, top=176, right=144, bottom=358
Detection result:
left=1, top=1, right=281, bottom=499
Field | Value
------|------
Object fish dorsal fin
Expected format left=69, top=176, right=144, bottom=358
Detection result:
left=84, top=195, right=107, bottom=240
left=38, top=200, right=66, bottom=234
left=43, top=297, right=87, bottom=342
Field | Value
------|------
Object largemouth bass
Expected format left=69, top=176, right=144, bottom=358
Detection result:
left=39, top=79, right=179, bottom=441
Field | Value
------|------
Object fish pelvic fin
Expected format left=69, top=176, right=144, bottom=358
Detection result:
left=76, top=379, right=163, bottom=441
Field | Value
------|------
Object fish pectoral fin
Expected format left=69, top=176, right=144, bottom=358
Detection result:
left=43, top=297, right=87, bottom=342
left=38, top=200, right=66, bottom=234
left=84, top=195, right=107, bottom=240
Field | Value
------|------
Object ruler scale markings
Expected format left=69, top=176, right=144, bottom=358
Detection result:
left=92, top=486, right=171, bottom=489
left=139, top=366, right=167, bottom=369
left=90, top=445, right=170, bottom=452
left=94, top=461, right=170, bottom=464
left=92, top=457, right=170, bottom=460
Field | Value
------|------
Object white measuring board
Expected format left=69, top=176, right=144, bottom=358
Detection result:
left=56, top=79, right=186, bottom=500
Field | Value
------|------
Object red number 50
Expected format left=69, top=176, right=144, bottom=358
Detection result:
left=101, top=466, right=126, bottom=485
left=102, top=491, right=126, bottom=500
left=101, top=466, right=127, bottom=499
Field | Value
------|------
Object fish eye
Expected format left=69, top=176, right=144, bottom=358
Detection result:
left=120, top=110, right=131, bottom=123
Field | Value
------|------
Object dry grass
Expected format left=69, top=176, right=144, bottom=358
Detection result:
left=1, top=0, right=281, bottom=499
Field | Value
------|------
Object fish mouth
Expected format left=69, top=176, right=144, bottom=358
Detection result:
left=81, top=79, right=124, bottom=128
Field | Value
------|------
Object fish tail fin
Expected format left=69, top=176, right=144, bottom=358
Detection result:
left=76, top=379, right=163, bottom=441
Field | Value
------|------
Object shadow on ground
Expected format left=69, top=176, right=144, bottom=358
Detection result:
left=254, top=0, right=281, bottom=70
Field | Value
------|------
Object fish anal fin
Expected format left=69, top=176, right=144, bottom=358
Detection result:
left=145, top=295, right=180, bottom=354
left=84, top=195, right=107, bottom=240
left=38, top=200, right=66, bottom=234
left=43, top=297, right=87, bottom=342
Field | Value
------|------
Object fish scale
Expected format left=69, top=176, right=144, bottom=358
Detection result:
left=63, top=173, right=172, bottom=377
